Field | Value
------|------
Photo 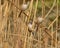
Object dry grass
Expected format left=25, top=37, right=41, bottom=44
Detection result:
left=0, top=0, right=60, bottom=48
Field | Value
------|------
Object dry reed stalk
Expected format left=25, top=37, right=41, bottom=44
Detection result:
left=38, top=27, right=42, bottom=48
left=22, top=0, right=25, bottom=22
left=51, top=26, right=54, bottom=48
left=28, top=0, right=33, bottom=22
left=55, top=0, right=58, bottom=48
left=12, top=0, right=17, bottom=21
left=41, top=1, right=46, bottom=47
left=3, top=1, right=9, bottom=17
left=12, top=0, right=18, bottom=34
left=42, top=0, right=45, bottom=17
left=0, top=1, right=2, bottom=32
left=23, top=26, right=28, bottom=48
left=32, top=0, right=38, bottom=29
left=48, top=18, right=57, bottom=29
left=30, top=33, right=33, bottom=48
left=7, top=2, right=12, bottom=34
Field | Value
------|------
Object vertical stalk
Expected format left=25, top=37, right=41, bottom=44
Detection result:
left=23, top=26, right=28, bottom=48
left=32, top=0, right=38, bottom=29
left=42, top=0, right=45, bottom=17
left=39, top=28, right=42, bottom=48
left=28, top=0, right=33, bottom=23
left=55, top=0, right=58, bottom=48
left=51, top=26, right=53, bottom=48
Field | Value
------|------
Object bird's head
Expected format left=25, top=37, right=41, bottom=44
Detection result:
left=21, top=1, right=30, bottom=11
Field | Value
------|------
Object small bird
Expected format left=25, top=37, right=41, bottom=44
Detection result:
left=35, top=17, right=44, bottom=24
left=28, top=23, right=33, bottom=32
left=18, top=2, right=29, bottom=17
left=37, top=17, right=43, bottom=23
left=21, top=4, right=28, bottom=11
